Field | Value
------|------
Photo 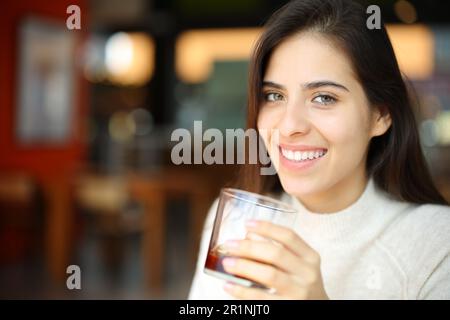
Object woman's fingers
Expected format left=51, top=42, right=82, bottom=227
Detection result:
left=222, top=257, right=293, bottom=293
left=219, top=221, right=327, bottom=299
left=245, top=220, right=320, bottom=265
left=223, top=238, right=315, bottom=279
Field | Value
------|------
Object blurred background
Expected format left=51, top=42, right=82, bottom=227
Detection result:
left=1, top=0, right=450, bottom=299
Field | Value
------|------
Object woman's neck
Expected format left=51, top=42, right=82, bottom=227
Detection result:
left=296, top=170, right=369, bottom=214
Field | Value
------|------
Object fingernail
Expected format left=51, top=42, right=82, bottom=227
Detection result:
left=222, top=258, right=236, bottom=267
left=246, top=220, right=259, bottom=228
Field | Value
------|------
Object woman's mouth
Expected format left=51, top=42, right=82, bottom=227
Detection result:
left=278, top=145, right=328, bottom=170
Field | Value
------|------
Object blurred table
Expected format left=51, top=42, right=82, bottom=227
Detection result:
left=127, top=168, right=215, bottom=293
left=43, top=176, right=75, bottom=283
left=56, top=167, right=218, bottom=295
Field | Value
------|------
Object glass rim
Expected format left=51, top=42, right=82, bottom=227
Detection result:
left=221, top=188, right=297, bottom=213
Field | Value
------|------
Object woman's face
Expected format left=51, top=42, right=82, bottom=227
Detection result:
left=258, top=32, right=389, bottom=202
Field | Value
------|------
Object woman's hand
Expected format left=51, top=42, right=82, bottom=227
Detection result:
left=221, top=220, right=328, bottom=300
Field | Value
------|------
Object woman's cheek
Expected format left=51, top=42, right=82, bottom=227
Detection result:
left=309, top=111, right=344, bottom=144
left=258, top=109, right=282, bottom=169
left=317, top=105, right=362, bottom=138
left=257, top=108, right=276, bottom=144
left=317, top=110, right=369, bottom=162
left=257, top=119, right=269, bottom=149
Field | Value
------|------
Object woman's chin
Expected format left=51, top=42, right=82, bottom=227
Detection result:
left=279, top=177, right=324, bottom=198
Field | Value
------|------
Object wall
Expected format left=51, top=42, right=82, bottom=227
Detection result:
left=0, top=0, right=87, bottom=181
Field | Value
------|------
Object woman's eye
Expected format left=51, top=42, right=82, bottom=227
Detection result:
left=312, top=94, right=336, bottom=105
left=264, top=92, right=284, bottom=102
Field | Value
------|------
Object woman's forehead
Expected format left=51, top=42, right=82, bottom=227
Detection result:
left=264, top=32, right=358, bottom=85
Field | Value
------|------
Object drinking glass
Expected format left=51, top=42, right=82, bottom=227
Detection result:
left=204, top=188, right=297, bottom=289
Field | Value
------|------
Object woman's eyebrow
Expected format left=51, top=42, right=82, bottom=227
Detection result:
left=302, top=80, right=349, bottom=92
left=262, top=80, right=349, bottom=92
left=262, top=81, right=285, bottom=90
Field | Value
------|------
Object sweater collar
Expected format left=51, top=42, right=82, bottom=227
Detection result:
left=286, top=177, right=397, bottom=247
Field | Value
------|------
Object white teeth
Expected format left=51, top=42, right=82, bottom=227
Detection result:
left=280, top=147, right=327, bottom=162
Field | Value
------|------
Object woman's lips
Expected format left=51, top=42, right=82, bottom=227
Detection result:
left=278, top=145, right=328, bottom=171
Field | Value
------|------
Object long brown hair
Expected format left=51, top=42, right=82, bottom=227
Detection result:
left=234, top=0, right=447, bottom=205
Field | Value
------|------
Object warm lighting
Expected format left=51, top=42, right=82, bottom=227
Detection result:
left=106, top=32, right=133, bottom=75
left=176, top=26, right=434, bottom=82
left=436, top=111, right=450, bottom=145
left=386, top=24, right=434, bottom=80
left=108, top=111, right=136, bottom=142
left=105, top=32, right=154, bottom=86
left=176, top=28, right=262, bottom=83
left=394, top=0, right=417, bottom=24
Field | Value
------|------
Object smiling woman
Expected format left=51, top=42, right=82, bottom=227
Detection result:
left=189, top=0, right=450, bottom=300
left=256, top=31, right=390, bottom=212
left=243, top=3, right=446, bottom=207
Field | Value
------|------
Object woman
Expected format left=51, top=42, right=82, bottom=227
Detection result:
left=189, top=0, right=450, bottom=299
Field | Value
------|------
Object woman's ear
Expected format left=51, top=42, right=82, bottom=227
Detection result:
left=370, top=106, right=392, bottom=137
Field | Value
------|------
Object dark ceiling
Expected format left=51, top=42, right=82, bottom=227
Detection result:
left=90, top=0, right=450, bottom=34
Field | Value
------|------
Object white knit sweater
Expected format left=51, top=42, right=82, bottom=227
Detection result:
left=188, top=178, right=450, bottom=299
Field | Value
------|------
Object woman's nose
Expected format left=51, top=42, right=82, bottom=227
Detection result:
left=277, top=102, right=311, bottom=138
